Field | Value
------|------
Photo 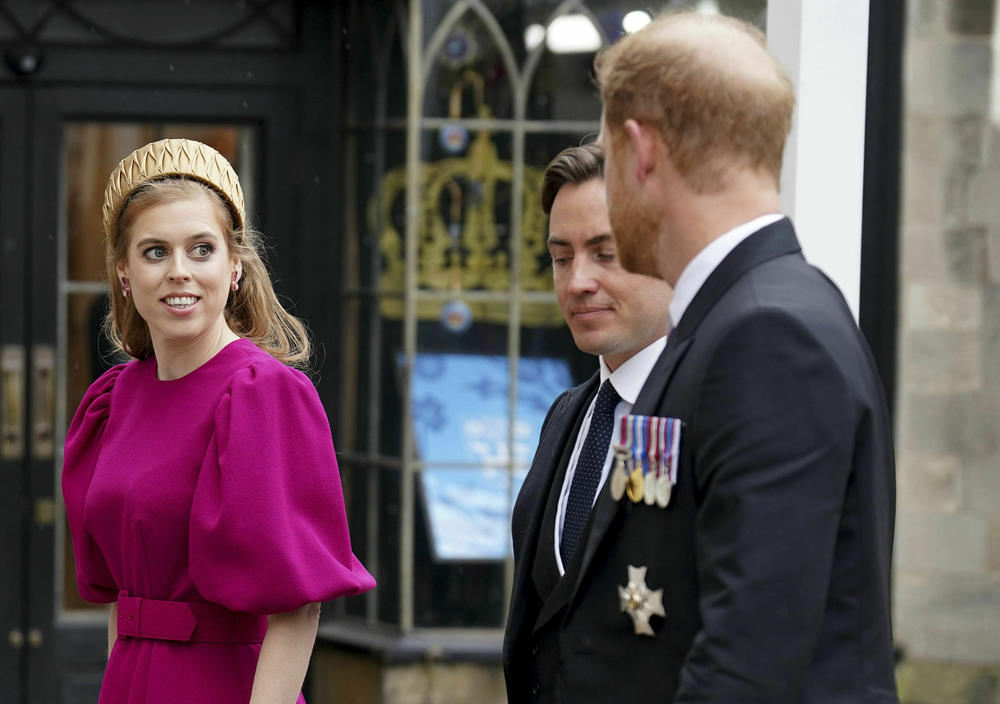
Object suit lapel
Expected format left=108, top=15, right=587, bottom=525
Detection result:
left=568, top=336, right=694, bottom=605
left=531, top=337, right=694, bottom=635
left=558, top=219, right=803, bottom=619
left=670, top=217, right=801, bottom=344
left=509, top=375, right=598, bottom=636
left=531, top=394, right=594, bottom=599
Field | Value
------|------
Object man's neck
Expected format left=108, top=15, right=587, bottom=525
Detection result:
left=657, top=174, right=782, bottom=286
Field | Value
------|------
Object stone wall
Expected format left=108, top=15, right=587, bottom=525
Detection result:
left=896, top=1, right=1000, bottom=701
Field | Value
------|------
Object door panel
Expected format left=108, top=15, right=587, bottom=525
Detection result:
left=22, top=86, right=293, bottom=704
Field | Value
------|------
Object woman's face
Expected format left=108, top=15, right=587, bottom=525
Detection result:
left=116, top=193, right=239, bottom=353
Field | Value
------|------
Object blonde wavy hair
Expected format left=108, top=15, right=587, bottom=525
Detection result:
left=104, top=178, right=311, bottom=368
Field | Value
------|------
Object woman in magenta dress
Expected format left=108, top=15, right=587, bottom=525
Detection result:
left=62, top=138, right=375, bottom=704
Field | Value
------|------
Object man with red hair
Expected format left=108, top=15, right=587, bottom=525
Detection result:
left=516, top=11, right=899, bottom=703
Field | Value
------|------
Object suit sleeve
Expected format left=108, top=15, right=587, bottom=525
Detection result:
left=674, top=309, right=858, bottom=703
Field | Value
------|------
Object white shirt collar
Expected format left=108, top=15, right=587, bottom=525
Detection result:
left=598, top=335, right=667, bottom=405
left=669, top=213, right=784, bottom=328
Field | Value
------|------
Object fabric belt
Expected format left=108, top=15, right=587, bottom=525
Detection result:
left=116, top=591, right=267, bottom=643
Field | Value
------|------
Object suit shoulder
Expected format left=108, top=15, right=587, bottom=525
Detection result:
left=551, top=374, right=597, bottom=413
left=705, top=255, right=860, bottom=353
left=538, top=374, right=597, bottom=434
left=704, top=282, right=881, bottom=407
left=747, top=256, right=853, bottom=320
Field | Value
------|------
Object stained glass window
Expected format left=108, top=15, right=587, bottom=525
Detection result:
left=337, top=0, right=767, bottom=633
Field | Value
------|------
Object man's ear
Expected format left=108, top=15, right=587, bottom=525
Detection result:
left=624, top=119, right=659, bottom=183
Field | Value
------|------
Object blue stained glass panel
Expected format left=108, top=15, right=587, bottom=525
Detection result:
left=411, top=353, right=572, bottom=560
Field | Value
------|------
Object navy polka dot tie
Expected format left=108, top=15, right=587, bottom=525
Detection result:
left=560, top=379, right=621, bottom=567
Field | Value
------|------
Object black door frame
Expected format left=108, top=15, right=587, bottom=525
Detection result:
left=860, top=0, right=904, bottom=417
left=0, top=84, right=29, bottom=701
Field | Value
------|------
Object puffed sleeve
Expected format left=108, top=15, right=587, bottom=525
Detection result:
left=62, top=365, right=124, bottom=604
left=190, top=360, right=375, bottom=614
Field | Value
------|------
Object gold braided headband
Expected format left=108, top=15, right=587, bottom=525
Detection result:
left=102, top=138, right=246, bottom=242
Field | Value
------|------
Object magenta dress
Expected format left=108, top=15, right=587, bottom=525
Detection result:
left=62, top=338, right=375, bottom=704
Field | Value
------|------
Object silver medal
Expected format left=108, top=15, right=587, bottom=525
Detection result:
left=610, top=445, right=629, bottom=501
left=618, top=565, right=666, bottom=636
left=656, top=473, right=672, bottom=507
left=643, top=469, right=657, bottom=505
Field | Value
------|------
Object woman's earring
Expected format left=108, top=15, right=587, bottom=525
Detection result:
left=121, top=278, right=131, bottom=298
left=231, top=271, right=240, bottom=292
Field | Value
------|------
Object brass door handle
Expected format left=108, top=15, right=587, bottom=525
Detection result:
left=32, top=345, right=55, bottom=459
left=8, top=629, right=24, bottom=649
left=1, top=346, right=25, bottom=460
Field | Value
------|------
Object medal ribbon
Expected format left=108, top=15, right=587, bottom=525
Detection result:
left=657, top=416, right=667, bottom=481
left=647, top=417, right=659, bottom=479
left=667, top=418, right=680, bottom=484
left=631, top=415, right=644, bottom=475
left=664, top=418, right=672, bottom=482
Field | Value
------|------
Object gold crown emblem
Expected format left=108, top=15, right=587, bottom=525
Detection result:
left=372, top=130, right=564, bottom=327
left=102, top=138, right=246, bottom=241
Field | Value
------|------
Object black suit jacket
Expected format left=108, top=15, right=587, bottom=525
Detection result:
left=504, top=219, right=898, bottom=703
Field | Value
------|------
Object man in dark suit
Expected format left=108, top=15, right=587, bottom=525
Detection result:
left=503, top=144, right=672, bottom=702
left=556, top=10, right=896, bottom=703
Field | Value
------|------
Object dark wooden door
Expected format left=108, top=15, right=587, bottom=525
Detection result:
left=25, top=86, right=293, bottom=704
left=0, top=3, right=342, bottom=700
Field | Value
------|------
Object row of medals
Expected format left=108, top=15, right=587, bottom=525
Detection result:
left=609, top=444, right=672, bottom=507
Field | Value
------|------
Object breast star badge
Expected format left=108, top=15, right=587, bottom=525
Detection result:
left=618, top=565, right=665, bottom=636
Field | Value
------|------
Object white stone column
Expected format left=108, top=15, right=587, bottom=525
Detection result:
left=767, top=0, right=870, bottom=320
